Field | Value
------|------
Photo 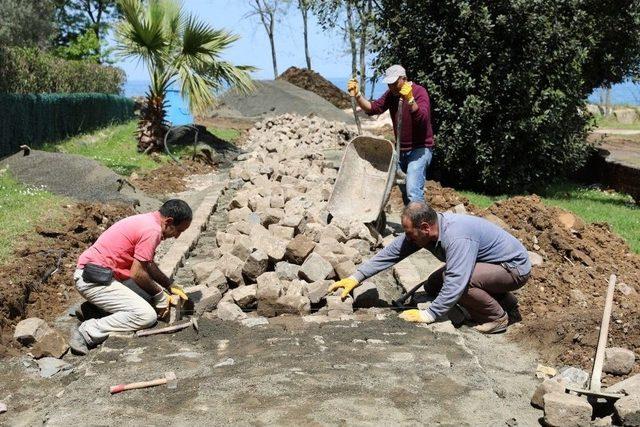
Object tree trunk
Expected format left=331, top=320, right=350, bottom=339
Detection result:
left=359, top=23, right=367, bottom=95
left=300, top=1, right=311, bottom=70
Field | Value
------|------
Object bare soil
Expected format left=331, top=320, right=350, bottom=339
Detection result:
left=415, top=181, right=640, bottom=383
left=130, top=158, right=215, bottom=196
left=0, top=202, right=135, bottom=356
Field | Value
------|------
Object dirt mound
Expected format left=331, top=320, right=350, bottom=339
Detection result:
left=422, top=184, right=640, bottom=383
left=212, top=80, right=352, bottom=123
left=277, top=66, right=351, bottom=109
left=130, top=158, right=215, bottom=196
left=0, top=202, right=135, bottom=356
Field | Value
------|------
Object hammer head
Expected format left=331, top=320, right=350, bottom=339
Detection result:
left=165, top=371, right=177, bottom=389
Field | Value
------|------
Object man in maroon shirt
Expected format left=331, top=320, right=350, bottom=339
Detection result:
left=348, top=65, right=434, bottom=204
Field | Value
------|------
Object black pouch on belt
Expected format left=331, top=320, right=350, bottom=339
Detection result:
left=82, top=263, right=113, bottom=285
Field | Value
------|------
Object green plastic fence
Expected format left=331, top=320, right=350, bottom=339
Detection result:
left=0, top=93, right=134, bottom=159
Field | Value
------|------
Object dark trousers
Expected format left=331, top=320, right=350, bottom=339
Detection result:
left=424, top=263, right=529, bottom=323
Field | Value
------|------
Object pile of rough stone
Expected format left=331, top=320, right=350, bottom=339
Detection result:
left=13, top=317, right=72, bottom=378
left=183, top=114, right=393, bottom=325
left=531, top=349, right=639, bottom=426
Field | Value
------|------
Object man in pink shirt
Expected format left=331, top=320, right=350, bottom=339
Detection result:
left=69, top=199, right=192, bottom=355
left=348, top=65, right=434, bottom=205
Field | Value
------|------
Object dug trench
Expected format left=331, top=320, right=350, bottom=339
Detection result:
left=1, top=112, right=639, bottom=424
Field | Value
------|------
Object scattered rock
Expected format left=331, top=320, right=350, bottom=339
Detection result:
left=352, top=281, right=380, bottom=308
left=216, top=302, right=247, bottom=321
left=604, top=347, right=636, bottom=375
left=543, top=392, right=591, bottom=427
left=37, top=357, right=72, bottom=378
left=299, top=252, right=334, bottom=282
left=229, top=285, right=257, bottom=308
left=14, top=318, right=50, bottom=346
left=326, top=295, right=353, bottom=317
left=242, top=249, right=269, bottom=282
left=202, top=269, right=229, bottom=293
left=30, top=329, right=69, bottom=359
left=553, top=366, right=589, bottom=389
left=303, top=280, right=330, bottom=304
left=528, top=251, right=544, bottom=267
left=275, top=261, right=300, bottom=281
left=186, top=285, right=223, bottom=315
left=607, top=374, right=640, bottom=396
left=614, top=394, right=640, bottom=426
left=334, top=260, right=357, bottom=280
left=285, top=234, right=316, bottom=264
left=531, top=378, right=566, bottom=409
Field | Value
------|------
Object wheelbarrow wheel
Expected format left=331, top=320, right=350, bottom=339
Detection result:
left=374, top=211, right=387, bottom=234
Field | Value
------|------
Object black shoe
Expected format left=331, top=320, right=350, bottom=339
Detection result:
left=69, top=327, right=89, bottom=356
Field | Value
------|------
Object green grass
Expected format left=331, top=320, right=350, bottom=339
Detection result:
left=42, top=120, right=242, bottom=176
left=0, top=171, right=67, bottom=263
left=593, top=114, right=640, bottom=130
left=459, top=183, right=640, bottom=253
left=42, top=120, right=160, bottom=176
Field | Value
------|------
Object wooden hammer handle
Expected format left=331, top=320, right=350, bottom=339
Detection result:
left=110, top=378, right=167, bottom=394
left=590, top=274, right=617, bottom=392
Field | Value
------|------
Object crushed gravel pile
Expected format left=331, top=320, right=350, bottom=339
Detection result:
left=210, top=80, right=352, bottom=123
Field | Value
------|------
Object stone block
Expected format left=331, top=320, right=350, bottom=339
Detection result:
left=340, top=245, right=362, bottom=265
left=191, top=261, right=218, bottom=284
left=345, top=239, right=372, bottom=256
left=299, top=253, right=334, bottom=282
left=604, top=347, right=635, bottom=375
left=216, top=253, right=245, bottom=286
left=231, top=240, right=252, bottom=262
left=250, top=224, right=287, bottom=262
left=281, top=213, right=304, bottom=231
left=260, top=208, right=284, bottom=227
left=228, top=192, right=249, bottom=209
left=243, top=249, right=269, bottom=282
left=531, top=379, right=566, bottom=409
left=303, top=280, right=330, bottom=304
left=553, top=366, right=589, bottom=389
left=187, top=285, right=223, bottom=315
left=256, top=272, right=284, bottom=317
left=323, top=225, right=347, bottom=243
left=326, top=295, right=354, bottom=318
left=216, top=231, right=235, bottom=246
left=543, top=392, right=591, bottom=427
left=275, top=261, right=300, bottom=281
left=270, top=194, right=285, bottom=209
left=202, top=269, right=229, bottom=293
left=269, top=224, right=295, bottom=240
left=335, top=260, right=357, bottom=280
left=217, top=302, right=247, bottom=321
left=228, top=206, right=252, bottom=224
left=229, top=284, right=257, bottom=308
left=352, top=281, right=379, bottom=308
left=233, top=220, right=253, bottom=235
left=614, top=394, right=640, bottom=426
left=302, top=223, right=326, bottom=242
left=285, top=234, right=316, bottom=264
left=275, top=293, right=311, bottom=315
left=606, top=374, right=640, bottom=396
left=31, top=329, right=69, bottom=359
left=14, top=318, right=50, bottom=347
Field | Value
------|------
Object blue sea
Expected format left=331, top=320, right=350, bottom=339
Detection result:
left=124, top=78, right=640, bottom=125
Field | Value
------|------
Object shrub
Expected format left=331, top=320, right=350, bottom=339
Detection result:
left=0, top=93, right=134, bottom=158
left=372, top=0, right=640, bottom=193
left=0, top=47, right=125, bottom=94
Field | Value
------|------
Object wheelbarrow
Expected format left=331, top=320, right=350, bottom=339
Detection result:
left=327, top=95, right=406, bottom=232
left=326, top=135, right=397, bottom=232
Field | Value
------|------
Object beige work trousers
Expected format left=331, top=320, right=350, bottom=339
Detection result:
left=74, top=269, right=157, bottom=345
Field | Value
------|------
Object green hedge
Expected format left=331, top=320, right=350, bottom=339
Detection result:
left=0, top=93, right=134, bottom=158
left=0, top=47, right=125, bottom=94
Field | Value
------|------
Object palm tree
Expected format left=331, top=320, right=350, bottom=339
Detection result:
left=115, top=0, right=254, bottom=152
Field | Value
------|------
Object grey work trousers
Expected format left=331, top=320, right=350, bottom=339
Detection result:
left=424, top=263, right=530, bottom=323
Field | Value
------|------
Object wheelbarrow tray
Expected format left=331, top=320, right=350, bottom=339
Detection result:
left=327, top=136, right=397, bottom=224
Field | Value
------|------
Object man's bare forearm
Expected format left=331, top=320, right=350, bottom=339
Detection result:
left=130, top=260, right=163, bottom=295
left=355, top=94, right=372, bottom=113
left=146, top=262, right=172, bottom=289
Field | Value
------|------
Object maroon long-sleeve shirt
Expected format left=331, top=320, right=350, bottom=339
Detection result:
left=368, top=82, right=434, bottom=151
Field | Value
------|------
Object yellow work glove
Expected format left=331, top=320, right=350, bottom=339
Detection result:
left=399, top=82, right=414, bottom=104
left=399, top=309, right=435, bottom=324
left=170, top=285, right=189, bottom=301
left=347, top=78, right=360, bottom=97
left=327, top=277, right=360, bottom=300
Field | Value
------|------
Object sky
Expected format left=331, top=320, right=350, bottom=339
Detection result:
left=112, top=0, right=371, bottom=83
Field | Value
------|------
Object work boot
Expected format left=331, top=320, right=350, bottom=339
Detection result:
left=473, top=313, right=509, bottom=334
left=69, top=327, right=89, bottom=356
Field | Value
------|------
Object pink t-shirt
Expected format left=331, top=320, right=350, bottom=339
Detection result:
left=77, top=211, right=163, bottom=280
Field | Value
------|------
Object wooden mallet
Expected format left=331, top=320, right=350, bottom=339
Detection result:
left=110, top=371, right=177, bottom=394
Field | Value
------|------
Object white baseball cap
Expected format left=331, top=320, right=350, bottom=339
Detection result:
left=382, top=64, right=406, bottom=84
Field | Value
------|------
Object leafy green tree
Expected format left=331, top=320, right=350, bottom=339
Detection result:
left=0, top=0, right=56, bottom=48
left=372, top=0, right=640, bottom=193
left=115, top=0, right=255, bottom=152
